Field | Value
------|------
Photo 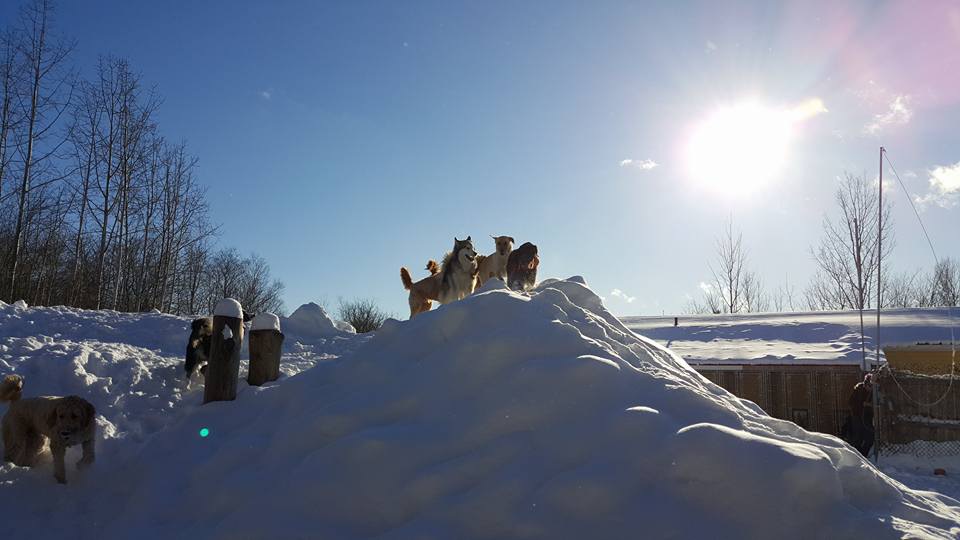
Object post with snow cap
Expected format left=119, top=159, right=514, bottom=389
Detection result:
left=248, top=312, right=284, bottom=386
left=204, top=298, right=245, bottom=404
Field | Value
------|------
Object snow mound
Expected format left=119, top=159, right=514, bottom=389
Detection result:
left=281, top=302, right=355, bottom=338
left=251, top=312, right=281, bottom=332
left=72, top=278, right=960, bottom=539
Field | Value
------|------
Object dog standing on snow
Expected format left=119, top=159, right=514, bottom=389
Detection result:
left=184, top=310, right=253, bottom=384
left=475, top=235, right=514, bottom=288
left=184, top=317, right=214, bottom=383
left=506, top=241, right=539, bottom=292
left=1, top=375, right=96, bottom=484
left=400, top=236, right=479, bottom=318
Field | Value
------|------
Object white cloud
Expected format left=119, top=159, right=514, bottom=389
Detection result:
left=864, top=95, right=912, bottom=135
left=610, top=289, right=636, bottom=303
left=706, top=40, right=718, bottom=53
left=259, top=90, right=272, bottom=101
left=915, top=161, right=960, bottom=208
left=620, top=158, right=658, bottom=170
left=698, top=281, right=713, bottom=294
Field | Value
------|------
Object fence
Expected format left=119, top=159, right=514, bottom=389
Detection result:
left=877, top=367, right=960, bottom=457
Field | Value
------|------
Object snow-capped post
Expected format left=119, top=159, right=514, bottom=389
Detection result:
left=204, top=298, right=245, bottom=404
left=248, top=312, right=284, bottom=386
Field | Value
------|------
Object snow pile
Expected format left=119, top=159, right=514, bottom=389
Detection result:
left=251, top=312, right=281, bottom=332
left=7, top=280, right=948, bottom=538
left=281, top=302, right=355, bottom=339
left=2, top=280, right=954, bottom=539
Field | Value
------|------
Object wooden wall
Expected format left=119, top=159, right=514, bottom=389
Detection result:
left=695, top=364, right=862, bottom=436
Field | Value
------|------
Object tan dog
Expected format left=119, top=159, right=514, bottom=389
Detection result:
left=1, top=375, right=96, bottom=484
left=475, top=235, right=514, bottom=288
left=400, top=237, right=478, bottom=318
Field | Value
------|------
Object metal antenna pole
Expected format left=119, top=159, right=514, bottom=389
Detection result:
left=873, top=146, right=884, bottom=464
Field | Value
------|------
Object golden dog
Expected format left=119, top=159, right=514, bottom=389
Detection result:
left=475, top=235, right=514, bottom=288
left=1, top=375, right=96, bottom=484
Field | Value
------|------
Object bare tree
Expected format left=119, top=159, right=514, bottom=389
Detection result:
left=806, top=173, right=894, bottom=310
left=0, top=29, right=22, bottom=201
left=338, top=298, right=391, bottom=333
left=772, top=276, right=797, bottom=312
left=701, top=218, right=765, bottom=314
left=885, top=270, right=921, bottom=308
left=5, top=0, right=75, bottom=301
left=0, top=0, right=283, bottom=318
left=923, top=258, right=960, bottom=307
left=741, top=270, right=769, bottom=313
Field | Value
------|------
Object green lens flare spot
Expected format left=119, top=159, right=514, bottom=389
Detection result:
left=199, top=428, right=210, bottom=438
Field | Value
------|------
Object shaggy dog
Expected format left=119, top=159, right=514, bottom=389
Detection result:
left=506, top=241, right=539, bottom=292
left=400, top=237, right=478, bottom=318
left=184, top=310, right=254, bottom=384
left=1, top=375, right=96, bottom=484
left=475, top=235, right=514, bottom=288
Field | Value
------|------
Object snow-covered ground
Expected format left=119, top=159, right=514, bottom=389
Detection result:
left=2, top=285, right=959, bottom=539
left=622, top=308, right=959, bottom=366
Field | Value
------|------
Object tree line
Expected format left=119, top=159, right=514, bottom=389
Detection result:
left=0, top=0, right=284, bottom=315
left=690, top=173, right=959, bottom=314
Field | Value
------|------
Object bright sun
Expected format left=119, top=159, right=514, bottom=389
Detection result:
left=686, top=100, right=816, bottom=196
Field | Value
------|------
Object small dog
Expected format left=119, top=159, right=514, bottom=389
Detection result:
left=1, top=375, right=96, bottom=484
left=400, top=237, right=478, bottom=318
left=475, top=235, right=514, bottom=288
left=184, top=310, right=254, bottom=383
left=506, top=241, right=539, bottom=292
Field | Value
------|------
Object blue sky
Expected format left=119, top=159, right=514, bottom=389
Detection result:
left=7, top=0, right=959, bottom=316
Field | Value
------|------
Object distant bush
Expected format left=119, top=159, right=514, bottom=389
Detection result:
left=337, top=298, right=391, bottom=333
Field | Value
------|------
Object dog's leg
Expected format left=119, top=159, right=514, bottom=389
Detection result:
left=2, top=420, right=15, bottom=463
left=51, top=442, right=67, bottom=484
left=77, top=437, right=95, bottom=470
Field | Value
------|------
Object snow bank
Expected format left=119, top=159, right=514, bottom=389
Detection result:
left=2, top=284, right=960, bottom=538
left=0, top=301, right=368, bottom=528
left=3, top=279, right=952, bottom=539
left=251, top=312, right=281, bottom=332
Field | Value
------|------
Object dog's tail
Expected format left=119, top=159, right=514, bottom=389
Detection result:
left=0, top=374, right=23, bottom=402
left=425, top=260, right=440, bottom=275
left=400, top=267, right=414, bottom=290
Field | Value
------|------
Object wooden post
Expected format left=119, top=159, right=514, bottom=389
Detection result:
left=248, top=312, right=284, bottom=386
left=204, top=298, right=244, bottom=404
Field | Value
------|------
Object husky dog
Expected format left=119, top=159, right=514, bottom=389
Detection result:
left=475, top=235, right=514, bottom=288
left=400, top=237, right=478, bottom=318
left=184, top=311, right=254, bottom=383
left=506, top=242, right=539, bottom=292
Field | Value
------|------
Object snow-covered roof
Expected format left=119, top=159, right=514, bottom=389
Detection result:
left=623, top=308, right=959, bottom=366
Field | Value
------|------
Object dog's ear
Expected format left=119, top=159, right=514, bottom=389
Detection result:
left=508, top=236, right=515, bottom=244
left=47, top=407, right=59, bottom=430
left=83, top=401, right=96, bottom=426
left=466, top=236, right=471, bottom=242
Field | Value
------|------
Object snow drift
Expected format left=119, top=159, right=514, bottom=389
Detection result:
left=2, top=282, right=960, bottom=539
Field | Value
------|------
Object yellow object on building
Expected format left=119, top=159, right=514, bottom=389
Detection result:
left=884, top=343, right=958, bottom=375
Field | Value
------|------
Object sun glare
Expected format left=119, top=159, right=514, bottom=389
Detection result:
left=685, top=99, right=825, bottom=197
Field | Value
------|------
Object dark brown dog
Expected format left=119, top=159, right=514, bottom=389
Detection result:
left=506, top=242, right=539, bottom=292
